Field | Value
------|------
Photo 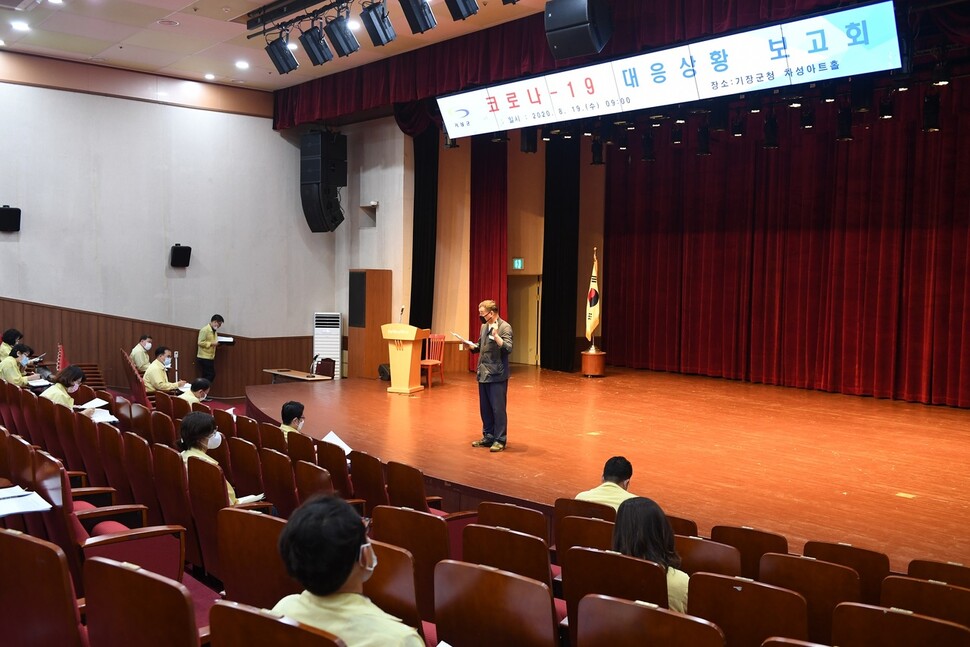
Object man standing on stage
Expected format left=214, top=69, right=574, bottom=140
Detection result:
left=197, top=314, right=224, bottom=384
left=470, top=299, right=513, bottom=453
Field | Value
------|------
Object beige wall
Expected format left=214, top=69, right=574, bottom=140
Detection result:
left=507, top=130, right=545, bottom=276
left=433, top=135, right=472, bottom=338
left=577, top=140, right=606, bottom=339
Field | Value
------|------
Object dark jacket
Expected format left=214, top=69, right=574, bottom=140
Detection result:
left=471, top=317, right=513, bottom=383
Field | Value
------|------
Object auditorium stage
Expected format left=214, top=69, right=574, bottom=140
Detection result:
left=245, top=366, right=970, bottom=571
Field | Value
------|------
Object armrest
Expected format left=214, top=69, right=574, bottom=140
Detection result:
left=344, top=497, right=366, bottom=516
left=198, top=626, right=211, bottom=646
left=237, top=501, right=274, bottom=513
left=425, top=496, right=444, bottom=510
left=73, top=487, right=117, bottom=507
left=82, top=525, right=186, bottom=583
left=442, top=510, right=478, bottom=522
left=75, top=504, right=148, bottom=532
left=67, top=470, right=88, bottom=488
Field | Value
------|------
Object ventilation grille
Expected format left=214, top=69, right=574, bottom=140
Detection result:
left=313, top=312, right=342, bottom=379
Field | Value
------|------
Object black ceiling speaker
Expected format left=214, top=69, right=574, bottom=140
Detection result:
left=361, top=1, right=397, bottom=47
left=170, top=244, right=192, bottom=268
left=544, top=0, right=613, bottom=60
left=399, top=0, right=437, bottom=34
left=0, top=206, right=21, bottom=232
left=265, top=35, right=299, bottom=74
left=444, top=0, right=478, bottom=21
left=299, top=25, right=334, bottom=66
left=324, top=15, right=361, bottom=57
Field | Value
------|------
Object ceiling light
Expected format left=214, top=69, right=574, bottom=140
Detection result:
left=299, top=24, right=333, bottom=66
left=347, top=19, right=361, bottom=30
left=671, top=126, right=682, bottom=145
left=878, top=96, right=893, bottom=120
left=731, top=116, right=744, bottom=137
left=800, top=106, right=815, bottom=129
left=156, top=19, right=180, bottom=26
left=931, top=62, right=950, bottom=87
left=0, top=39, right=5, bottom=46
left=235, top=60, right=250, bottom=70
left=360, top=1, right=397, bottom=47
left=11, top=21, right=30, bottom=32
left=325, top=14, right=360, bottom=57
left=398, top=0, right=437, bottom=34
left=48, top=0, right=63, bottom=4
left=204, top=73, right=215, bottom=80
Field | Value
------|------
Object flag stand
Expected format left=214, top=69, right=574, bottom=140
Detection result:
left=581, top=334, right=606, bottom=377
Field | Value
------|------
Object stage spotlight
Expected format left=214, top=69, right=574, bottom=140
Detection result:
left=850, top=76, right=872, bottom=112
left=696, top=125, right=711, bottom=155
left=324, top=14, right=360, bottom=57
left=398, top=0, right=436, bottom=34
left=520, top=127, right=538, bottom=153
left=540, top=127, right=551, bottom=142
left=361, top=0, right=397, bottom=46
left=265, top=32, right=299, bottom=75
left=617, top=133, right=628, bottom=151
left=763, top=114, right=779, bottom=149
left=923, top=94, right=941, bottom=132
left=671, top=125, right=683, bottom=145
left=299, top=24, right=334, bottom=66
left=836, top=107, right=853, bottom=141
left=444, top=0, right=478, bottom=21
left=709, top=102, right=728, bottom=132
left=731, top=116, right=744, bottom=137
left=800, top=105, right=815, bottom=129
left=878, top=95, right=894, bottom=120
left=491, top=131, right=509, bottom=143
left=640, top=131, right=655, bottom=162
left=590, top=139, right=604, bottom=165
left=932, top=62, right=949, bottom=87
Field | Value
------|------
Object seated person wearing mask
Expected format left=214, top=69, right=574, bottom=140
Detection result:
left=0, top=343, right=40, bottom=387
left=0, top=328, right=23, bottom=361
left=575, top=456, right=637, bottom=511
left=129, top=335, right=153, bottom=373
left=179, top=378, right=211, bottom=405
left=273, top=496, right=423, bottom=647
left=177, top=412, right=235, bottom=504
left=280, top=400, right=306, bottom=439
left=144, top=346, right=187, bottom=393
left=40, top=365, right=95, bottom=417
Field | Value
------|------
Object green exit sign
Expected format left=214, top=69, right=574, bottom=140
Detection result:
left=512, top=257, right=524, bottom=270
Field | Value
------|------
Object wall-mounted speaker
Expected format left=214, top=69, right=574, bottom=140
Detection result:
left=170, top=244, right=192, bottom=268
left=300, top=183, right=345, bottom=233
left=0, top=206, right=21, bottom=232
left=544, top=0, right=613, bottom=60
left=301, top=131, right=348, bottom=187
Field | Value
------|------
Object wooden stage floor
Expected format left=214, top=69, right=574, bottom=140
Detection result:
left=245, top=366, right=970, bottom=572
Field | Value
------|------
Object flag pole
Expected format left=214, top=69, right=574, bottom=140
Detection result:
left=582, top=247, right=606, bottom=376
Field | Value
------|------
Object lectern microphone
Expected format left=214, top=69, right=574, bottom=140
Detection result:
left=399, top=305, right=405, bottom=323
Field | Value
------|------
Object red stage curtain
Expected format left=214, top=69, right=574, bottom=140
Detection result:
left=603, top=72, right=970, bottom=407
left=468, top=136, right=509, bottom=371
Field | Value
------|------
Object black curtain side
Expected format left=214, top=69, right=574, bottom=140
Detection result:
left=407, top=123, right=440, bottom=330
left=539, top=137, right=582, bottom=372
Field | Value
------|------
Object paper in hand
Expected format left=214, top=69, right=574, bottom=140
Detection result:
left=451, top=332, right=477, bottom=347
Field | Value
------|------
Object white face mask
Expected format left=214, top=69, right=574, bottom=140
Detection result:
left=163, top=357, right=172, bottom=368
left=359, top=542, right=378, bottom=581
left=19, top=355, right=29, bottom=367
left=143, top=341, right=152, bottom=351
left=206, top=431, right=223, bottom=450
left=67, top=383, right=80, bottom=394
left=296, top=418, right=305, bottom=431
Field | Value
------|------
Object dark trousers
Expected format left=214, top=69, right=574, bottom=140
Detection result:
left=478, top=380, right=508, bottom=445
left=197, top=358, right=216, bottom=383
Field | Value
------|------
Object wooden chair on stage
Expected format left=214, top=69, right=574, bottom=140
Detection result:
left=0, top=528, right=86, bottom=647
left=478, top=501, right=550, bottom=543
left=153, top=443, right=206, bottom=571
left=675, top=535, right=742, bottom=576
left=150, top=410, right=178, bottom=447
left=577, top=594, right=725, bottom=647
left=711, top=525, right=789, bottom=580
left=689, top=572, right=809, bottom=647
left=217, top=508, right=301, bottom=609
left=209, top=600, right=347, bottom=647
left=364, top=539, right=430, bottom=642
left=908, top=558, right=970, bottom=589
left=832, top=602, right=970, bottom=647
left=97, top=422, right=136, bottom=505
left=228, top=437, right=264, bottom=497
left=84, top=556, right=200, bottom=647
left=76, top=412, right=109, bottom=487
left=286, top=431, right=316, bottom=464
left=171, top=395, right=192, bottom=421
left=372, top=505, right=450, bottom=622
left=259, top=447, right=300, bottom=519
left=420, top=333, right=445, bottom=389
left=434, top=559, right=558, bottom=647
left=562, top=546, right=668, bottom=646
left=881, top=575, right=970, bottom=630
left=121, top=430, right=165, bottom=526
left=294, top=460, right=334, bottom=503
left=348, top=450, right=389, bottom=516
left=235, top=416, right=261, bottom=448
left=259, top=422, right=288, bottom=453
left=759, top=552, right=860, bottom=645
left=803, top=540, right=890, bottom=605
left=559, top=516, right=614, bottom=553
left=666, top=514, right=699, bottom=537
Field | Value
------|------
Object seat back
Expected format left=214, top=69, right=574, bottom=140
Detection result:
left=553, top=498, right=615, bottom=548
left=6, top=433, right=47, bottom=537
left=315, top=440, right=354, bottom=498
left=217, top=507, right=301, bottom=608
left=150, top=411, right=177, bottom=447
left=881, top=575, right=970, bottom=629
left=130, top=403, right=153, bottom=442
left=259, top=422, right=288, bottom=453
left=711, top=525, right=788, bottom=579
left=152, top=443, right=204, bottom=569
left=19, top=388, right=41, bottom=448
left=171, top=395, right=192, bottom=421
left=35, top=395, right=66, bottom=459
left=463, top=523, right=553, bottom=588
left=675, top=535, right=742, bottom=576
left=348, top=450, right=388, bottom=516
left=207, top=434, right=234, bottom=484
left=562, top=546, right=668, bottom=646
left=153, top=391, right=174, bottom=418
left=832, top=602, right=970, bottom=646
left=577, top=594, right=725, bottom=647
left=186, top=456, right=232, bottom=578
left=191, top=402, right=212, bottom=415
left=76, top=412, right=109, bottom=487
left=53, top=403, right=86, bottom=471
left=209, top=600, right=347, bottom=647
left=286, top=431, right=316, bottom=464
left=259, top=447, right=300, bottom=518
left=84, top=556, right=197, bottom=647
left=31, top=449, right=87, bottom=587
left=96, top=422, right=135, bottom=505
left=372, top=505, right=450, bottom=621
left=7, top=383, right=30, bottom=441
left=666, top=514, right=699, bottom=537
left=386, top=460, right=432, bottom=512
left=227, top=437, right=264, bottom=497
left=294, top=460, right=334, bottom=503
left=908, top=558, right=970, bottom=589
left=212, top=408, right=237, bottom=439
left=121, top=431, right=164, bottom=526
left=113, top=395, right=133, bottom=433
left=0, top=382, right=14, bottom=435
left=478, top=501, right=549, bottom=542
left=434, top=559, right=557, bottom=647
left=760, top=551, right=861, bottom=644
left=72, top=384, right=96, bottom=408
left=803, top=540, right=890, bottom=605
left=363, top=539, right=425, bottom=635
left=0, top=528, right=85, bottom=647
left=424, top=333, right=445, bottom=362
left=235, top=416, right=261, bottom=448
left=314, top=357, right=336, bottom=378
left=559, top=515, right=614, bottom=552
left=689, top=572, right=809, bottom=647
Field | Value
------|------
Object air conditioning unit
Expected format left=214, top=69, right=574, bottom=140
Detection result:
left=313, top=312, right=342, bottom=379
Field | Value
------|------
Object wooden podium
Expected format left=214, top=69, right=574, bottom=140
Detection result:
left=381, top=324, right=430, bottom=394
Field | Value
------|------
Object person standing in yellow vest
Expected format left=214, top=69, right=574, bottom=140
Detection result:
left=197, top=314, right=224, bottom=384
